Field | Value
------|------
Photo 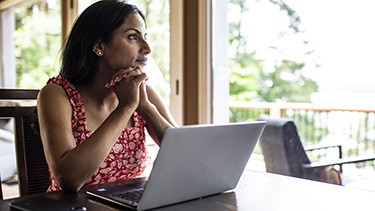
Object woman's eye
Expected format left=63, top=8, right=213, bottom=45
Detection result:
left=128, top=34, right=137, bottom=40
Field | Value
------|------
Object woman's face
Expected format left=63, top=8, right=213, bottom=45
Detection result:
left=100, top=13, right=151, bottom=72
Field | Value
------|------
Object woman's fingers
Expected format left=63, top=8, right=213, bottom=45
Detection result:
left=112, top=72, right=148, bottom=110
left=104, top=67, right=144, bottom=88
left=123, top=67, right=143, bottom=79
left=104, top=67, right=132, bottom=88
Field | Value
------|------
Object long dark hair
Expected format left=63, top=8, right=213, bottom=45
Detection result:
left=60, top=0, right=145, bottom=85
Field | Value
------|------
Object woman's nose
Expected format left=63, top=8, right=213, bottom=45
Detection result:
left=141, top=40, right=151, bottom=55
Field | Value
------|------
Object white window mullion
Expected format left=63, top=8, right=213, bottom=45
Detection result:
left=212, top=0, right=230, bottom=124
left=1, top=8, right=16, bottom=88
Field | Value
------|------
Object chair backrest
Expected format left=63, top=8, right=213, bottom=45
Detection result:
left=258, top=115, right=311, bottom=178
left=0, top=89, right=50, bottom=196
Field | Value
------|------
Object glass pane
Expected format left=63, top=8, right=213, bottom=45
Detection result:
left=14, top=0, right=61, bottom=89
left=213, top=0, right=375, bottom=122
left=212, top=0, right=375, bottom=176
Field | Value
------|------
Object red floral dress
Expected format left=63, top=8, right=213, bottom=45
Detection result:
left=46, top=76, right=148, bottom=192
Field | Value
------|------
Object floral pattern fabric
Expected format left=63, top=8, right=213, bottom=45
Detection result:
left=46, top=76, right=148, bottom=192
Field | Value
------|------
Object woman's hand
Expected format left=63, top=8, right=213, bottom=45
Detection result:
left=136, top=81, right=154, bottom=114
left=105, top=67, right=148, bottom=110
left=104, top=67, right=177, bottom=144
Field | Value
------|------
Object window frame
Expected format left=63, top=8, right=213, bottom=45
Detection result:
left=170, top=0, right=212, bottom=125
left=0, top=0, right=213, bottom=125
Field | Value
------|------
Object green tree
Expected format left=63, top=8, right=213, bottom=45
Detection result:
left=15, top=0, right=61, bottom=89
left=258, top=60, right=318, bottom=102
left=228, top=0, right=323, bottom=147
left=228, top=0, right=318, bottom=103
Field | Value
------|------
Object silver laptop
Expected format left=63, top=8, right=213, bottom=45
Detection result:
left=86, top=121, right=266, bottom=210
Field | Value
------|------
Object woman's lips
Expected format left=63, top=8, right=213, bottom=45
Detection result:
left=136, top=58, right=148, bottom=66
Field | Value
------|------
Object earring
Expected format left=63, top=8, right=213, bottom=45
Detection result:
left=98, top=51, right=102, bottom=56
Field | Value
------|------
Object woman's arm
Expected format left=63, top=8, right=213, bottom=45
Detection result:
left=108, top=67, right=178, bottom=145
left=146, top=84, right=178, bottom=127
left=136, top=83, right=178, bottom=145
left=38, top=74, right=146, bottom=192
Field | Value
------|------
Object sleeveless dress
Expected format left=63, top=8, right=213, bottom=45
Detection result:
left=46, top=76, right=148, bottom=192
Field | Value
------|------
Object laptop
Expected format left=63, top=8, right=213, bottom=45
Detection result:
left=86, top=121, right=266, bottom=210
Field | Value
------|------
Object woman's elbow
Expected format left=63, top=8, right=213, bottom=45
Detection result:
left=55, top=174, right=84, bottom=193
left=59, top=181, right=83, bottom=193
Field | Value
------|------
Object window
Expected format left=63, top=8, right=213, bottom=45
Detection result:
left=212, top=0, right=375, bottom=123
left=1, top=0, right=61, bottom=89
left=211, top=0, right=375, bottom=174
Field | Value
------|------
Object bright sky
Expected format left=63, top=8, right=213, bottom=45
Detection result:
left=235, top=0, right=375, bottom=106
left=285, top=0, right=375, bottom=93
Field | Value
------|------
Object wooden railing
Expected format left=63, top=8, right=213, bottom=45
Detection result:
left=229, top=102, right=375, bottom=160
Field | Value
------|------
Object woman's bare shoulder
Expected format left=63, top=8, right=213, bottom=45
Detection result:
left=37, top=83, right=71, bottom=111
left=38, top=83, right=68, bottom=101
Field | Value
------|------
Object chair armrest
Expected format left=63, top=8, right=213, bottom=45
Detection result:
left=304, top=143, right=341, bottom=152
left=302, top=154, right=375, bottom=169
left=304, top=143, right=343, bottom=159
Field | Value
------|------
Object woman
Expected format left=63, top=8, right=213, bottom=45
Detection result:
left=37, top=0, right=177, bottom=193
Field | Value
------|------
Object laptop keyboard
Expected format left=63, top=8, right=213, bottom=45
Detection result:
left=110, top=188, right=144, bottom=203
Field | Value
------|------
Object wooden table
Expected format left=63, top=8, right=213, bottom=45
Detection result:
left=1, top=170, right=374, bottom=210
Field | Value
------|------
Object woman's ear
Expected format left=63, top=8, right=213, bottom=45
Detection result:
left=92, top=39, right=104, bottom=56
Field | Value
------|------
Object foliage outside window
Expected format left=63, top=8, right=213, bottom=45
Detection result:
left=228, top=0, right=318, bottom=103
left=15, top=0, right=61, bottom=89
left=228, top=0, right=321, bottom=147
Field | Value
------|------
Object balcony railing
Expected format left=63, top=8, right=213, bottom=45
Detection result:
left=229, top=102, right=375, bottom=161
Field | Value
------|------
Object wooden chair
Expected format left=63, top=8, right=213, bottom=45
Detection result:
left=258, top=115, right=375, bottom=184
left=0, top=89, right=50, bottom=196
